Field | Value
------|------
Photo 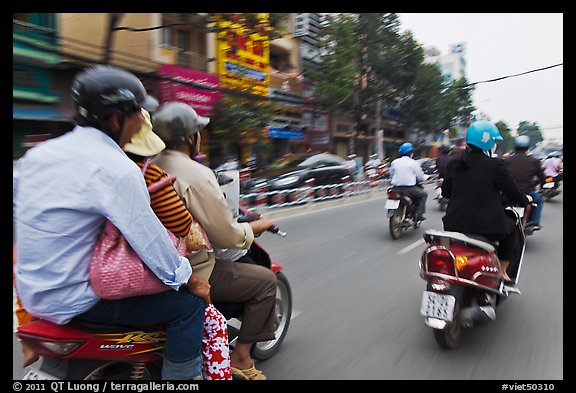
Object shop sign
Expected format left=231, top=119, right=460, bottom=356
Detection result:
left=159, top=64, right=221, bottom=116
left=216, top=14, right=270, bottom=96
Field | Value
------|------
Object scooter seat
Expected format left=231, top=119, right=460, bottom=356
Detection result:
left=423, top=229, right=495, bottom=252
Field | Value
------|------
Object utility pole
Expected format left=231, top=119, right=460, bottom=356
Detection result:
left=102, top=13, right=124, bottom=64
left=374, top=96, right=381, bottom=157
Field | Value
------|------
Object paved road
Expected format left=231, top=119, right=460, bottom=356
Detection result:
left=13, top=186, right=563, bottom=381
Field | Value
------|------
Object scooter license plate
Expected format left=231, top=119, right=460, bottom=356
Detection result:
left=385, top=199, right=400, bottom=209
left=22, top=368, right=59, bottom=380
left=420, top=291, right=456, bottom=322
left=543, top=182, right=555, bottom=189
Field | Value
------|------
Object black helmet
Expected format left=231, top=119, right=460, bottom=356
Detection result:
left=152, top=101, right=210, bottom=146
left=71, top=65, right=158, bottom=123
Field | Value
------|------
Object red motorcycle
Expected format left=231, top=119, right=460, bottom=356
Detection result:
left=418, top=206, right=525, bottom=349
left=17, top=209, right=292, bottom=380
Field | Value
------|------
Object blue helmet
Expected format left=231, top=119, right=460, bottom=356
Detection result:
left=398, top=142, right=414, bottom=155
left=548, top=150, right=562, bottom=158
left=466, top=121, right=503, bottom=151
left=514, top=135, right=530, bottom=149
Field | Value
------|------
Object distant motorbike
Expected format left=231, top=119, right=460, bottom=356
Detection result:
left=365, top=162, right=389, bottom=181
left=418, top=206, right=525, bottom=349
left=541, top=174, right=562, bottom=200
left=386, top=185, right=424, bottom=240
left=434, top=178, right=449, bottom=212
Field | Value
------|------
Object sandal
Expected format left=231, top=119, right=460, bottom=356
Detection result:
left=230, top=363, right=267, bottom=380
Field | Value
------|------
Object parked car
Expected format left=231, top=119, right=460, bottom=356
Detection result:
left=240, top=153, right=354, bottom=205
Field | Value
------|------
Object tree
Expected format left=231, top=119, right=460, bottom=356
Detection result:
left=209, top=94, right=278, bottom=161
left=495, top=120, right=514, bottom=153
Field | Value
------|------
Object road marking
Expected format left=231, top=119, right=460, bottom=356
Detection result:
left=397, top=239, right=425, bottom=255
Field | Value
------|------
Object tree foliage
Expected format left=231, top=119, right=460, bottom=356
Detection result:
left=306, top=13, right=475, bottom=139
left=209, top=94, right=278, bottom=148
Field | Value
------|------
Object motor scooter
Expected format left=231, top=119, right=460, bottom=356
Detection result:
left=541, top=174, right=562, bottom=201
left=16, top=208, right=291, bottom=380
left=433, top=178, right=449, bottom=212
left=418, top=206, right=525, bottom=349
left=386, top=185, right=425, bottom=240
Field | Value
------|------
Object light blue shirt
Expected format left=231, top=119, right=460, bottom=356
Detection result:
left=13, top=126, right=192, bottom=324
left=389, top=156, right=426, bottom=186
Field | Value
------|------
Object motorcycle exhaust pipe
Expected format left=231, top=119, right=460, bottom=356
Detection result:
left=458, top=305, right=496, bottom=328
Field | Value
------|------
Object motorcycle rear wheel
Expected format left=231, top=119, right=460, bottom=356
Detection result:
left=251, top=271, right=292, bottom=360
left=433, top=322, right=462, bottom=350
left=389, top=207, right=404, bottom=240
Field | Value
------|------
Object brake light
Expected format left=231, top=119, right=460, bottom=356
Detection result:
left=426, top=248, right=455, bottom=276
left=18, top=334, right=84, bottom=357
left=388, top=191, right=401, bottom=199
left=546, top=177, right=554, bottom=183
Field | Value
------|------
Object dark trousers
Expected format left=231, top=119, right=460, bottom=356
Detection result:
left=209, top=258, right=278, bottom=343
left=394, top=185, right=428, bottom=217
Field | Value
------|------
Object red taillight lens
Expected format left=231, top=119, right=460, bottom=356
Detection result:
left=426, top=248, right=455, bottom=276
left=388, top=191, right=401, bottom=199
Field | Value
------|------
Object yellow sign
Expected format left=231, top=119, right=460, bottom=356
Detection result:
left=216, top=13, right=270, bottom=96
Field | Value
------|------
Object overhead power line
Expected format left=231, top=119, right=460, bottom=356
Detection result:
left=464, top=63, right=563, bottom=88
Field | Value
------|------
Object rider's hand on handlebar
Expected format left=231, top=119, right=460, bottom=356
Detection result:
left=249, top=218, right=275, bottom=236
left=185, top=274, right=211, bottom=306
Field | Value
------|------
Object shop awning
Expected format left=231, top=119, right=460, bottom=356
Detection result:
left=13, top=105, right=71, bottom=122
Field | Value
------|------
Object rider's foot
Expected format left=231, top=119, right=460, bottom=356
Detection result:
left=416, top=215, right=426, bottom=222
left=231, top=362, right=267, bottom=380
left=532, top=224, right=542, bottom=231
left=21, top=342, right=39, bottom=368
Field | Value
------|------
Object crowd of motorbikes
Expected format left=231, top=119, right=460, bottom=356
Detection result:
left=14, top=157, right=562, bottom=379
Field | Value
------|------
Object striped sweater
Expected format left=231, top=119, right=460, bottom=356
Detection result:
left=137, top=161, right=193, bottom=238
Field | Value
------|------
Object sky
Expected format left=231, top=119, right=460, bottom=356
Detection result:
left=397, top=13, right=563, bottom=144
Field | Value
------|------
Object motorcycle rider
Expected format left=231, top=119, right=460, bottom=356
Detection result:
left=388, top=142, right=428, bottom=222
left=542, top=150, right=563, bottom=187
left=504, top=135, right=546, bottom=230
left=13, top=65, right=210, bottom=380
left=435, top=145, right=453, bottom=180
left=442, top=120, right=528, bottom=282
left=151, top=101, right=278, bottom=381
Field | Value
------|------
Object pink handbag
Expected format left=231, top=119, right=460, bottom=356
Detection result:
left=202, top=302, right=232, bottom=380
left=89, top=164, right=186, bottom=300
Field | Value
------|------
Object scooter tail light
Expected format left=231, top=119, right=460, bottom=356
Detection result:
left=19, top=334, right=84, bottom=357
left=38, top=340, right=84, bottom=356
left=426, top=248, right=455, bottom=276
left=388, top=191, right=401, bottom=199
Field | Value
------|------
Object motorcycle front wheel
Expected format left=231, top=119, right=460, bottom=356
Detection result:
left=251, top=271, right=293, bottom=360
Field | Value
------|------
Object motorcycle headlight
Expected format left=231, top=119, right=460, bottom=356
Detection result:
left=274, top=176, right=300, bottom=187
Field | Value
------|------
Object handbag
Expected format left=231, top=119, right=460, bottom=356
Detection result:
left=89, top=164, right=186, bottom=300
left=202, top=302, right=232, bottom=380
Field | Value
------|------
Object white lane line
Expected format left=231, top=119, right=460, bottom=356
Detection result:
left=397, top=239, right=425, bottom=255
